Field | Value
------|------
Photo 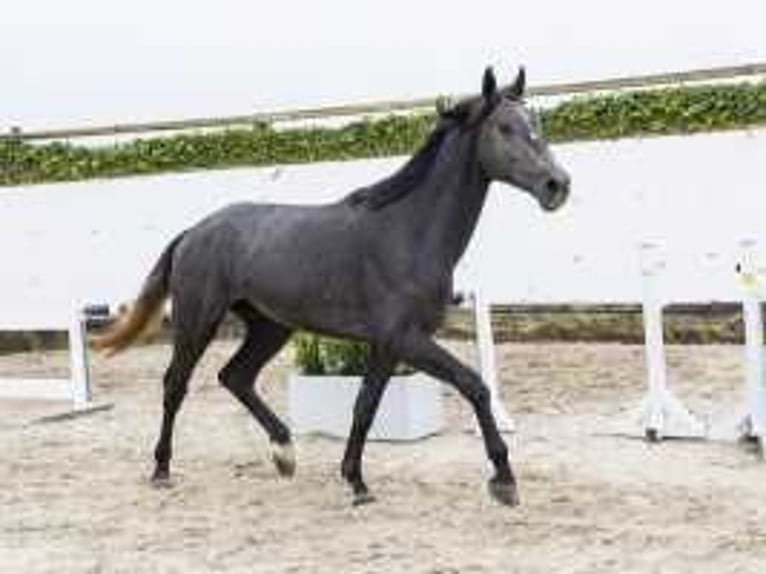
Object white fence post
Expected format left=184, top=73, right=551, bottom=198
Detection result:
left=736, top=239, right=766, bottom=456
left=641, top=275, right=669, bottom=438
left=471, top=290, right=515, bottom=433
left=638, top=242, right=706, bottom=440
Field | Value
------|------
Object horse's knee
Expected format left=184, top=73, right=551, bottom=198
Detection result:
left=218, top=366, right=248, bottom=393
left=475, top=383, right=491, bottom=407
left=461, top=377, right=490, bottom=409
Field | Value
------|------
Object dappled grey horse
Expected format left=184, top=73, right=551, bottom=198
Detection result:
left=93, top=67, right=570, bottom=507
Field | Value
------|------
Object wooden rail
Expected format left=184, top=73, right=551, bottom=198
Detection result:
left=4, top=62, right=766, bottom=142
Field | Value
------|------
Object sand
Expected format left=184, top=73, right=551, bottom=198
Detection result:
left=1, top=341, right=765, bottom=573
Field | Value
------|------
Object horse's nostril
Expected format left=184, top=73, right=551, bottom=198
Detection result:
left=548, top=174, right=571, bottom=196
left=546, top=178, right=564, bottom=196
left=546, top=179, right=559, bottom=193
left=540, top=175, right=570, bottom=212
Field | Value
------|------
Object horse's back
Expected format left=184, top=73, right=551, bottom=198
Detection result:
left=168, top=200, right=367, bottom=329
left=172, top=200, right=333, bottom=275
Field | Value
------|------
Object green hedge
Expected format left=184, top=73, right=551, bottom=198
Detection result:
left=3, top=81, right=766, bottom=186
left=293, top=333, right=414, bottom=376
left=293, top=334, right=370, bottom=376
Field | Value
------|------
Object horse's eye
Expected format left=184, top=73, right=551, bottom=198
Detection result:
left=498, top=123, right=513, bottom=136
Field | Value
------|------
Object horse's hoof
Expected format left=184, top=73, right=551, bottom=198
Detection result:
left=270, top=441, right=296, bottom=477
left=352, top=491, right=377, bottom=506
left=488, top=478, right=520, bottom=507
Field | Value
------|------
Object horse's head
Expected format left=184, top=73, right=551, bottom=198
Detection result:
left=472, top=67, right=570, bottom=212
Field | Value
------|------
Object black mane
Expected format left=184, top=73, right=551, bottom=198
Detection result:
left=345, top=92, right=501, bottom=211
left=345, top=116, right=460, bottom=211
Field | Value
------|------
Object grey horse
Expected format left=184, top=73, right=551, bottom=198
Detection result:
left=93, top=66, right=571, bottom=507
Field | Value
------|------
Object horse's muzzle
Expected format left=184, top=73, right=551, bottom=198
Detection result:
left=539, top=173, right=571, bottom=212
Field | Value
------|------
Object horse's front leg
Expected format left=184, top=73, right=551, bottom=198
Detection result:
left=394, top=331, right=519, bottom=507
left=340, top=347, right=396, bottom=505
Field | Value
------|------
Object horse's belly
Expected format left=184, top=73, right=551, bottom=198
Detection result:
left=235, top=247, right=368, bottom=337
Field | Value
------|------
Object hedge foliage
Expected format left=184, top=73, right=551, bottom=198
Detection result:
left=293, top=333, right=414, bottom=376
left=3, top=81, right=766, bottom=187
left=293, top=334, right=370, bottom=376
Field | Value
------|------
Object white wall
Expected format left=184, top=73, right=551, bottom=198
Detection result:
left=2, top=128, right=766, bottom=328
left=4, top=1, right=765, bottom=130
left=464, top=129, right=766, bottom=303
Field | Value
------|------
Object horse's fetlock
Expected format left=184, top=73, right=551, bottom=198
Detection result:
left=490, top=442, right=509, bottom=464
left=341, top=459, right=358, bottom=482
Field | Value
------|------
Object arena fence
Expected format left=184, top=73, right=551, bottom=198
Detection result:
left=3, top=62, right=766, bottom=142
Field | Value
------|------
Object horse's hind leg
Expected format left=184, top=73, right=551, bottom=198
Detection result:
left=218, top=302, right=294, bottom=476
left=152, top=301, right=224, bottom=486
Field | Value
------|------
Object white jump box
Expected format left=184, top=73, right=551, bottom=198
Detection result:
left=288, top=373, right=444, bottom=441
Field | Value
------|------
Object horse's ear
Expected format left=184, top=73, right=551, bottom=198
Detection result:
left=482, top=66, right=498, bottom=101
left=508, top=66, right=526, bottom=99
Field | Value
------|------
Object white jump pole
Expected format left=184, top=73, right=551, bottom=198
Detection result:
left=638, top=242, right=706, bottom=440
left=471, top=290, right=515, bottom=433
left=736, top=239, right=766, bottom=456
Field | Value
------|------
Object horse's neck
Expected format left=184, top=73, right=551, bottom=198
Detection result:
left=395, top=131, right=490, bottom=268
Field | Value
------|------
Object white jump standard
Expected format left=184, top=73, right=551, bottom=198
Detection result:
left=638, top=242, right=707, bottom=441
left=0, top=306, right=92, bottom=410
left=736, top=239, right=766, bottom=457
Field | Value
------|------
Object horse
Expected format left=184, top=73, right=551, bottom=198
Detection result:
left=92, top=66, right=571, bottom=507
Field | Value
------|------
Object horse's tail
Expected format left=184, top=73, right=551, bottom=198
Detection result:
left=90, top=232, right=185, bottom=356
